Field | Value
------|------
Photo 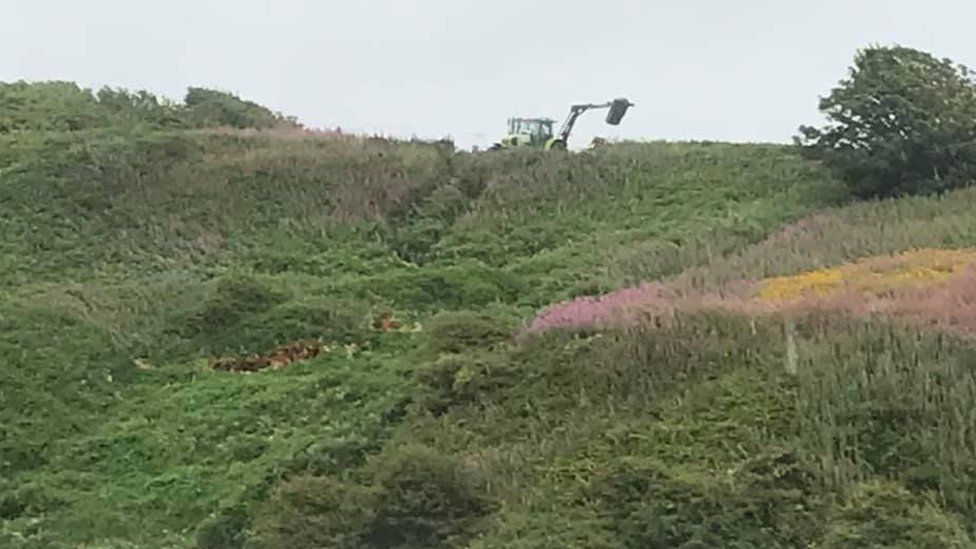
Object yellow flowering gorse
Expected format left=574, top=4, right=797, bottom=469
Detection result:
left=757, top=248, right=976, bottom=301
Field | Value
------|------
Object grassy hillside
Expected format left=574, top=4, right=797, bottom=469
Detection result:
left=4, top=119, right=975, bottom=547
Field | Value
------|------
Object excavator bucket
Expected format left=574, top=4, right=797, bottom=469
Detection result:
left=605, top=98, right=633, bottom=125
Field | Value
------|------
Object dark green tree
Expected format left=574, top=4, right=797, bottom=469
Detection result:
left=797, top=45, right=976, bottom=198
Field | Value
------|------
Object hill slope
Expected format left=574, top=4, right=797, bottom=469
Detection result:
left=4, top=121, right=975, bottom=547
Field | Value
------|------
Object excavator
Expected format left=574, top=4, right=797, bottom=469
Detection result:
left=492, top=97, right=634, bottom=151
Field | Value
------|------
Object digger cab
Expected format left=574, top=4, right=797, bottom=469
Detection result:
left=501, top=118, right=554, bottom=147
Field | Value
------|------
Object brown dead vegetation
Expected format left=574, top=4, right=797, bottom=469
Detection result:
left=210, top=340, right=328, bottom=373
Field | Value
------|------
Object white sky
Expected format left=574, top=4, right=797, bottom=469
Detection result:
left=3, top=0, right=975, bottom=149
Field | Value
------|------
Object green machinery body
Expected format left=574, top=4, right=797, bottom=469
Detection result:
left=499, top=118, right=563, bottom=150
left=494, top=98, right=634, bottom=151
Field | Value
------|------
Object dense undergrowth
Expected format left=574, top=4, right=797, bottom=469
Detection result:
left=0, top=82, right=298, bottom=133
left=2, top=119, right=975, bottom=547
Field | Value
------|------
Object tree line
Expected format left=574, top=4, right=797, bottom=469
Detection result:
left=0, top=81, right=299, bottom=133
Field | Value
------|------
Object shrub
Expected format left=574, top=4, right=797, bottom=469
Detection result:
left=822, top=480, right=972, bottom=548
left=415, top=351, right=516, bottom=414
left=246, top=476, right=376, bottom=549
left=284, top=435, right=381, bottom=477
left=0, top=492, right=25, bottom=520
left=195, top=506, right=249, bottom=549
left=0, top=483, right=66, bottom=523
left=798, top=45, right=976, bottom=198
left=196, top=297, right=372, bottom=353
left=387, top=218, right=449, bottom=265
left=0, top=81, right=102, bottom=132
left=424, top=310, right=514, bottom=355
left=252, top=297, right=372, bottom=344
left=592, top=456, right=824, bottom=548
left=184, top=274, right=287, bottom=348
left=0, top=81, right=296, bottom=133
left=385, top=183, right=469, bottom=265
left=0, top=438, right=46, bottom=477
left=184, top=88, right=297, bottom=130
left=365, top=444, right=496, bottom=548
left=184, top=292, right=373, bottom=356
left=95, top=87, right=184, bottom=128
left=193, top=274, right=286, bottom=327
left=248, top=446, right=496, bottom=549
left=179, top=274, right=363, bottom=357
left=364, top=263, right=526, bottom=311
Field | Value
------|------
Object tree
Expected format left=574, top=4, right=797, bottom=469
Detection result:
left=797, top=45, right=976, bottom=198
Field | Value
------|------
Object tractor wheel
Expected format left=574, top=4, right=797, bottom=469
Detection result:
left=548, top=140, right=567, bottom=151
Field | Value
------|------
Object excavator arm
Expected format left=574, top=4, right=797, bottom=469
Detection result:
left=553, top=98, right=634, bottom=146
left=556, top=103, right=610, bottom=143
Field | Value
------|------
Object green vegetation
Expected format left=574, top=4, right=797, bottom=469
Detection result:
left=0, top=81, right=297, bottom=133
left=798, top=45, right=976, bottom=198
left=4, top=62, right=976, bottom=547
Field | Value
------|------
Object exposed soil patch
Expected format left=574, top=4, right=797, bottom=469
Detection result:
left=372, top=310, right=401, bottom=332
left=210, top=340, right=329, bottom=373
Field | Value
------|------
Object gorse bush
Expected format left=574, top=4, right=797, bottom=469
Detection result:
left=798, top=45, right=976, bottom=198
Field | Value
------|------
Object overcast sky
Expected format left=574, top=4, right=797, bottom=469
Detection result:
left=3, top=0, right=975, bottom=149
